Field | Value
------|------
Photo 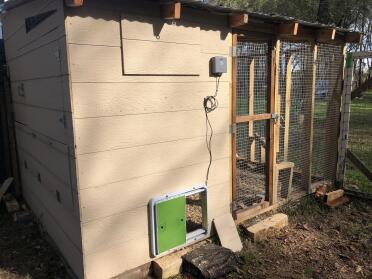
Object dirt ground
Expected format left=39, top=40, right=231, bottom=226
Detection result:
left=231, top=197, right=372, bottom=279
left=1, top=197, right=371, bottom=279
left=0, top=204, right=69, bottom=279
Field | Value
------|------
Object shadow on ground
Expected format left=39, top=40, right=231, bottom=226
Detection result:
left=0, top=204, right=69, bottom=279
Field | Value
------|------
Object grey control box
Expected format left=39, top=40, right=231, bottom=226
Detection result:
left=210, top=56, right=227, bottom=76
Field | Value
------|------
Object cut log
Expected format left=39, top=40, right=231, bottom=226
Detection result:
left=182, top=244, right=239, bottom=279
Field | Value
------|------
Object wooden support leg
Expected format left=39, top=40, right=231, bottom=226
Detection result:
left=288, top=166, right=294, bottom=198
left=249, top=59, right=256, bottom=162
left=284, top=56, right=293, bottom=161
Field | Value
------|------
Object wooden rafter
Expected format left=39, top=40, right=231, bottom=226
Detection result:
left=345, top=32, right=362, bottom=43
left=316, top=28, right=336, bottom=42
left=230, top=14, right=249, bottom=28
left=279, top=22, right=299, bottom=36
left=161, top=1, right=181, bottom=20
left=64, top=0, right=84, bottom=7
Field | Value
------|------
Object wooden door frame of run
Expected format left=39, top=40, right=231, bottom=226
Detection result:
left=231, top=32, right=279, bottom=222
left=231, top=32, right=327, bottom=223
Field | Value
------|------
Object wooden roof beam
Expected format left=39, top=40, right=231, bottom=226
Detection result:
left=230, top=13, right=249, bottom=28
left=316, top=28, right=336, bottom=42
left=64, top=0, right=84, bottom=7
left=161, top=1, right=181, bottom=20
left=345, top=32, right=362, bottom=43
left=278, top=22, right=299, bottom=36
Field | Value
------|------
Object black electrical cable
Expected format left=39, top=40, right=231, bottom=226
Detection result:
left=204, top=76, right=221, bottom=186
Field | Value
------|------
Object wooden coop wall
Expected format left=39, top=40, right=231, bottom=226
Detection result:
left=65, top=1, right=232, bottom=278
left=2, top=0, right=83, bottom=277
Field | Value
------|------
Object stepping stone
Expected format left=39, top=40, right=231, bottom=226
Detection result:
left=152, top=247, right=192, bottom=279
left=245, top=213, right=288, bottom=242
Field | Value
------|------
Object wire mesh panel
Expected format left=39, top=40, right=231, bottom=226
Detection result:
left=236, top=41, right=268, bottom=116
left=277, top=41, right=314, bottom=200
left=345, top=57, right=372, bottom=193
left=312, top=44, right=343, bottom=186
left=236, top=121, right=268, bottom=209
left=235, top=40, right=269, bottom=210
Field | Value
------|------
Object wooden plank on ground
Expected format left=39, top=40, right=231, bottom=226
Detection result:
left=213, top=213, right=242, bottom=252
left=0, top=177, right=13, bottom=201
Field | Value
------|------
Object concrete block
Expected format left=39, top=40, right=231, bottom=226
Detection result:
left=245, top=213, right=288, bottom=242
left=326, top=189, right=344, bottom=205
left=152, top=247, right=192, bottom=279
left=5, top=198, right=20, bottom=213
left=13, top=211, right=33, bottom=224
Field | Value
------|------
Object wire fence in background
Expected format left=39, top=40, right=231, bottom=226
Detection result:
left=345, top=63, right=372, bottom=194
left=312, top=44, right=343, bottom=186
left=277, top=41, right=313, bottom=200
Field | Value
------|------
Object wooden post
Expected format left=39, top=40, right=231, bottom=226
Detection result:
left=283, top=55, right=293, bottom=160
left=231, top=34, right=238, bottom=209
left=268, top=38, right=280, bottom=205
left=275, top=94, right=281, bottom=155
left=249, top=59, right=256, bottom=162
left=336, top=51, right=353, bottom=183
left=2, top=66, right=22, bottom=197
left=303, top=43, right=318, bottom=192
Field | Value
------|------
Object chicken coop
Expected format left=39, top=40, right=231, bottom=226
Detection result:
left=1, top=0, right=360, bottom=278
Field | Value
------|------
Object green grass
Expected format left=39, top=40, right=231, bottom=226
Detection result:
left=345, top=91, right=372, bottom=193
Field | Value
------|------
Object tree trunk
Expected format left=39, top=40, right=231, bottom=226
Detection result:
left=317, top=0, right=330, bottom=24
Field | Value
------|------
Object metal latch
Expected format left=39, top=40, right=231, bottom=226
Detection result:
left=229, top=46, right=237, bottom=57
left=271, top=113, right=279, bottom=121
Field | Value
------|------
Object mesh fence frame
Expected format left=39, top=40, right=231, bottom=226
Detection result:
left=235, top=41, right=269, bottom=209
left=234, top=38, right=347, bottom=208
left=277, top=41, right=314, bottom=200
left=312, top=44, right=344, bottom=186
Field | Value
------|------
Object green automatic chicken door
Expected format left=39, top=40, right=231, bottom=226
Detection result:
left=149, top=185, right=208, bottom=256
left=155, top=196, right=186, bottom=254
